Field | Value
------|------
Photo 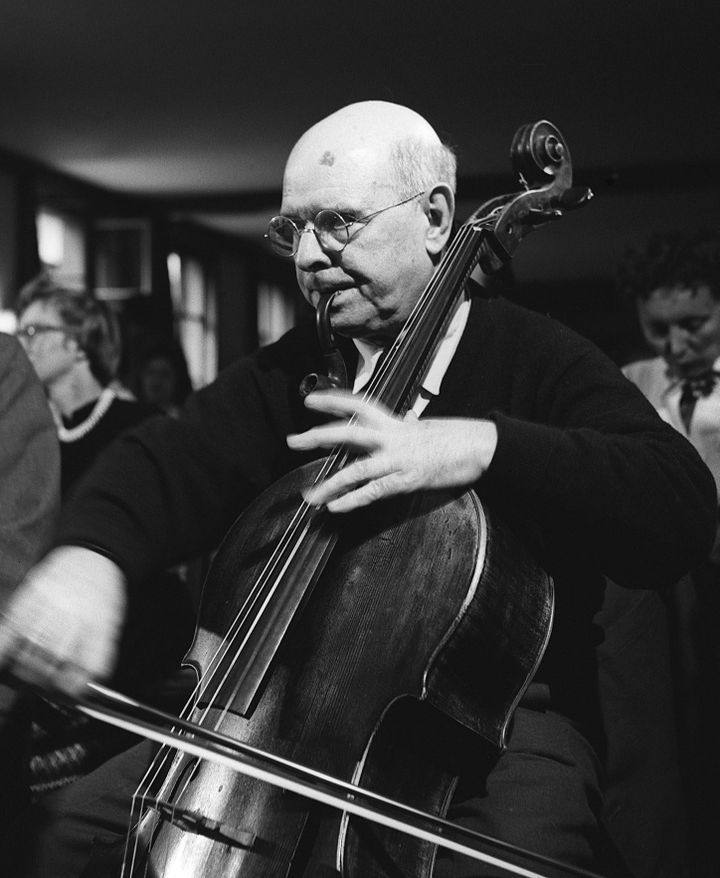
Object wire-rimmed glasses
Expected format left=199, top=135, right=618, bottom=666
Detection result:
left=265, top=191, right=425, bottom=258
left=16, top=323, right=75, bottom=341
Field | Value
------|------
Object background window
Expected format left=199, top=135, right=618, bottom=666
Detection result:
left=167, top=252, right=217, bottom=389
left=36, top=207, right=86, bottom=289
left=257, top=281, right=297, bottom=347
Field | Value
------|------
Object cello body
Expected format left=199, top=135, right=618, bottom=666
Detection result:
left=126, top=459, right=553, bottom=877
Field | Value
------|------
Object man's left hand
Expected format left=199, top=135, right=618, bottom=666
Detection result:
left=287, top=390, right=497, bottom=512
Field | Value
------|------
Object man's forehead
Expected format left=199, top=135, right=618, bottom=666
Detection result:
left=281, top=145, right=396, bottom=212
left=287, top=137, right=389, bottom=177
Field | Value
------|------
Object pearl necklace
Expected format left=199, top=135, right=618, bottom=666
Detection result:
left=56, top=388, right=116, bottom=443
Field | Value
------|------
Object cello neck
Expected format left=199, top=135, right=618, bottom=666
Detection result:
left=364, top=221, right=484, bottom=416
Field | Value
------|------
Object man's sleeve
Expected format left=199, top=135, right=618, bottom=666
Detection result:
left=0, top=335, right=60, bottom=603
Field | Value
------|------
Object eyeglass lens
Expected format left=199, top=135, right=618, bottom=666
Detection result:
left=267, top=211, right=349, bottom=257
left=17, top=325, right=68, bottom=339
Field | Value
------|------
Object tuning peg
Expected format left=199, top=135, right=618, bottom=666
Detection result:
left=525, top=208, right=563, bottom=225
left=556, top=186, right=593, bottom=211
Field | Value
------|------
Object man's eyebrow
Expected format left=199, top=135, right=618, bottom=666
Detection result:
left=328, top=203, right=359, bottom=216
left=283, top=202, right=360, bottom=220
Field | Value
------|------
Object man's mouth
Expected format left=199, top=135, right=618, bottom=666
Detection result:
left=312, top=286, right=354, bottom=307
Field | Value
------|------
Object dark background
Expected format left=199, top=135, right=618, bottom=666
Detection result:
left=0, top=0, right=718, bottom=366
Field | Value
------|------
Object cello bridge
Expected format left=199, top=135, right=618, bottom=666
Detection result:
left=144, top=796, right=256, bottom=849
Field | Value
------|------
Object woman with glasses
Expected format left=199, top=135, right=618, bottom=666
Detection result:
left=15, top=275, right=138, bottom=496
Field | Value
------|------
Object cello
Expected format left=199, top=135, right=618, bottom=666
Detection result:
left=79, top=120, right=593, bottom=877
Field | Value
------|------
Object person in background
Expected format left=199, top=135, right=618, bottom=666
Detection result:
left=16, top=275, right=153, bottom=499
left=0, top=103, right=716, bottom=877
left=619, top=230, right=720, bottom=489
left=14, top=276, right=195, bottom=795
left=133, top=335, right=193, bottom=418
left=0, top=332, right=60, bottom=835
left=619, top=228, right=720, bottom=878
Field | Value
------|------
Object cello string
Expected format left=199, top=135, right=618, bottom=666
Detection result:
left=370, top=196, right=517, bottom=407
left=364, top=221, right=481, bottom=410
left=175, top=448, right=347, bottom=720
left=376, top=218, right=487, bottom=403
left=129, top=460, right=352, bottom=826
left=127, top=464, right=347, bottom=796
left=127, top=509, right=325, bottom=818
left=191, top=447, right=351, bottom=714
left=128, top=468, right=350, bottom=825
left=125, top=451, right=358, bottom=833
left=123, top=509, right=348, bottom=871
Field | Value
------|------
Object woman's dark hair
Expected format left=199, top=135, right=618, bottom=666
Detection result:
left=617, top=228, right=720, bottom=304
left=16, top=273, right=121, bottom=385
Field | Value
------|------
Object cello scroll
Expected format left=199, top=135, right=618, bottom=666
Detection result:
left=474, top=119, right=592, bottom=275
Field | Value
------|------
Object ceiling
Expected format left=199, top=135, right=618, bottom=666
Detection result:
left=0, top=0, right=718, bottom=261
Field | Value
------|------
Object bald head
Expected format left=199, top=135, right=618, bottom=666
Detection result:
left=284, top=101, right=456, bottom=201
left=290, top=101, right=442, bottom=159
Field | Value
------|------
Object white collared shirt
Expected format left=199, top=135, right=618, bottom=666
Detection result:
left=352, top=297, right=471, bottom=416
left=623, top=355, right=720, bottom=498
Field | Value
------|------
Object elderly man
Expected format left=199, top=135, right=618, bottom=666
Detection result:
left=0, top=103, right=715, bottom=877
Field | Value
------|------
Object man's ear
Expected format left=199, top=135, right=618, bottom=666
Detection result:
left=424, top=183, right=455, bottom=257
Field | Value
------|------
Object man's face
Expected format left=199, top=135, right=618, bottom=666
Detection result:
left=637, top=284, right=720, bottom=379
left=281, top=146, right=434, bottom=346
left=17, top=300, right=78, bottom=387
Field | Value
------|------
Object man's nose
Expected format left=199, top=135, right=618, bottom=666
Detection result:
left=294, top=225, right=331, bottom=270
left=666, top=325, right=690, bottom=356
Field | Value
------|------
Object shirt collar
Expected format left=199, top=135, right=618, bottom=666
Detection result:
left=352, top=296, right=471, bottom=398
left=663, top=355, right=720, bottom=397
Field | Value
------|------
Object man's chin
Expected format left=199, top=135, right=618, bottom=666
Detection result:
left=329, top=303, right=372, bottom=335
left=328, top=300, right=397, bottom=345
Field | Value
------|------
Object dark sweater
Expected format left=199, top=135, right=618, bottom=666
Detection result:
left=59, top=396, right=157, bottom=499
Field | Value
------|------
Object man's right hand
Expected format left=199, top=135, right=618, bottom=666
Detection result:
left=0, top=546, right=127, bottom=697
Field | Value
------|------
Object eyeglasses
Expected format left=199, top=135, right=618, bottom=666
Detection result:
left=16, top=324, right=75, bottom=340
left=265, top=191, right=425, bottom=258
